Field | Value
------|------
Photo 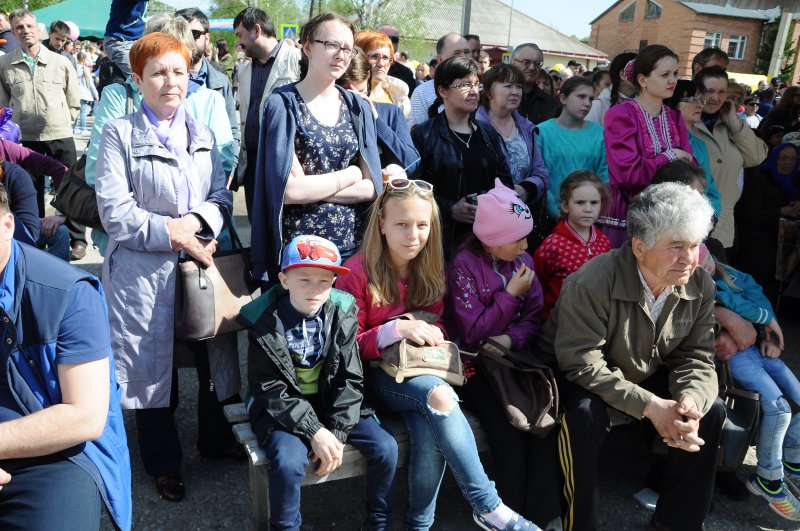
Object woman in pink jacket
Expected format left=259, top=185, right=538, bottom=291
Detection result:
left=446, top=180, right=560, bottom=528
left=603, top=45, right=694, bottom=246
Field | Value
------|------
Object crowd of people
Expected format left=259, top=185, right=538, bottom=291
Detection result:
left=0, top=1, right=798, bottom=530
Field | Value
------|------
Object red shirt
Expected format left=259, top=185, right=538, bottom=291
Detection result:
left=533, top=219, right=612, bottom=320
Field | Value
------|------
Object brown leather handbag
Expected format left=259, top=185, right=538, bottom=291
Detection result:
left=478, top=338, right=560, bottom=437
left=378, top=312, right=466, bottom=386
left=174, top=211, right=260, bottom=341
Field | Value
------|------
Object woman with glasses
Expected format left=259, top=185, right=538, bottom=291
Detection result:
left=603, top=44, right=694, bottom=247
left=355, top=30, right=411, bottom=122
left=336, top=178, right=539, bottom=531
left=411, top=56, right=513, bottom=260
left=663, top=79, right=723, bottom=218
left=251, top=12, right=383, bottom=283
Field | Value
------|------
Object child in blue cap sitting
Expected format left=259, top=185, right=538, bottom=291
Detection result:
left=240, top=235, right=398, bottom=530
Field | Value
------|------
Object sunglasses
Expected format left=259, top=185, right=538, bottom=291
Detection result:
left=191, top=29, right=207, bottom=40
left=746, top=102, right=760, bottom=107
left=386, top=178, right=433, bottom=192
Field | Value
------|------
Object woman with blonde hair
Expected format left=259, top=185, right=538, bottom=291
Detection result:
left=355, top=29, right=411, bottom=121
left=336, top=179, right=538, bottom=531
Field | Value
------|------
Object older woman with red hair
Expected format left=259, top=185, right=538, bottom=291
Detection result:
left=95, top=32, right=235, bottom=502
left=355, top=29, right=411, bottom=121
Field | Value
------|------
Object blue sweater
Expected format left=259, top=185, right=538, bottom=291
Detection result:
left=252, top=84, right=383, bottom=282
left=537, top=118, right=609, bottom=218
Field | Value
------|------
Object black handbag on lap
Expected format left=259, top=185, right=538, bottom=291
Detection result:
left=717, top=360, right=760, bottom=472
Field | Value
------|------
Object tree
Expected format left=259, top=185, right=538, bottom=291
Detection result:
left=0, top=0, right=60, bottom=12
left=755, top=14, right=797, bottom=82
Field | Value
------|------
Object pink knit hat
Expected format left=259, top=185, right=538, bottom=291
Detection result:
left=473, top=179, right=533, bottom=247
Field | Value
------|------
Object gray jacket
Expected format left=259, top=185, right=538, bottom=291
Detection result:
left=95, top=108, right=236, bottom=409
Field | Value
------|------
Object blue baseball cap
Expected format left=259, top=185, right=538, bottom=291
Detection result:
left=281, top=235, right=350, bottom=276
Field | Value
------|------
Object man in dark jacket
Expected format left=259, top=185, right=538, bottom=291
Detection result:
left=241, top=235, right=397, bottom=530
left=512, top=43, right=557, bottom=124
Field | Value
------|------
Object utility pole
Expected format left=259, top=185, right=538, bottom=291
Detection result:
left=769, top=0, right=800, bottom=79
left=461, top=0, right=471, bottom=35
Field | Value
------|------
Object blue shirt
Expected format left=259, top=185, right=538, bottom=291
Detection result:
left=188, top=60, right=209, bottom=95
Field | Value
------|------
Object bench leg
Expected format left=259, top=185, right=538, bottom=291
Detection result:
left=250, top=462, right=270, bottom=531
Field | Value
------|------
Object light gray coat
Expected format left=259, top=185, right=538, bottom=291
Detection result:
left=96, top=109, right=236, bottom=409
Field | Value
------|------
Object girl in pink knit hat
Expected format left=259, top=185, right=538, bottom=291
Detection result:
left=446, top=179, right=560, bottom=527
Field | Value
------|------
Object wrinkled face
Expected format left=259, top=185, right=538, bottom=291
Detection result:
left=701, top=76, right=728, bottom=115
left=677, top=94, right=704, bottom=125
left=366, top=46, right=392, bottom=82
left=279, top=267, right=335, bottom=315
left=12, top=15, right=40, bottom=49
left=512, top=46, right=543, bottom=84
left=486, top=236, right=528, bottom=262
left=776, top=145, right=798, bottom=176
left=638, top=56, right=678, bottom=101
left=439, top=35, right=471, bottom=62
left=440, top=74, right=480, bottom=114
left=633, top=235, right=701, bottom=289
left=562, top=184, right=602, bottom=231
left=488, top=78, right=523, bottom=112
left=379, top=196, right=432, bottom=269
left=561, top=85, right=594, bottom=119
left=132, top=51, right=188, bottom=120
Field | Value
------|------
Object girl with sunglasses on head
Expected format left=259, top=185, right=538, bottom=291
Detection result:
left=446, top=180, right=561, bottom=528
left=411, top=56, right=513, bottom=261
left=251, top=12, right=383, bottom=283
left=336, top=178, right=539, bottom=531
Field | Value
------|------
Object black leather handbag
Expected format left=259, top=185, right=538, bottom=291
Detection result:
left=717, top=360, right=760, bottom=472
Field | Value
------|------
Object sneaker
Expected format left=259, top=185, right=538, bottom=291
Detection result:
left=784, top=462, right=800, bottom=496
left=746, top=474, right=800, bottom=521
left=473, top=511, right=540, bottom=531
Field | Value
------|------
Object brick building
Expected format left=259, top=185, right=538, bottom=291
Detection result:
left=589, top=0, right=782, bottom=77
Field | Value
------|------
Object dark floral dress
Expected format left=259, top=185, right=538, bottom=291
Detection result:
left=282, top=88, right=361, bottom=257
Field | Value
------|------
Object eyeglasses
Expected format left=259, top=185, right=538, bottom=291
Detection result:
left=191, top=29, right=207, bottom=40
left=367, top=53, right=391, bottom=64
left=313, top=40, right=355, bottom=59
left=680, top=97, right=706, bottom=105
left=449, top=82, right=483, bottom=92
left=512, top=59, right=544, bottom=69
left=386, top=178, right=433, bottom=192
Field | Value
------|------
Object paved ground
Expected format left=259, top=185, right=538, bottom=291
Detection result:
left=67, top=132, right=800, bottom=530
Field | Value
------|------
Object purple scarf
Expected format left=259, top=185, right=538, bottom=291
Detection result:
left=141, top=101, right=201, bottom=215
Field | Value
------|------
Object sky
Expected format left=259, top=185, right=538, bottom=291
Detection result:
left=163, top=0, right=615, bottom=40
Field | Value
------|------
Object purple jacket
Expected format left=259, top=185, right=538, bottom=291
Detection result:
left=446, top=247, right=544, bottom=351
left=475, top=106, right=550, bottom=201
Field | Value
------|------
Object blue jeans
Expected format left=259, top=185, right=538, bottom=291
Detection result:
left=38, top=224, right=70, bottom=261
left=367, top=368, right=501, bottom=530
left=730, top=345, right=800, bottom=480
left=73, top=100, right=90, bottom=132
left=263, top=416, right=397, bottom=531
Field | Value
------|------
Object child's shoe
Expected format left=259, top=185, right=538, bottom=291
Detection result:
left=746, top=474, right=800, bottom=520
left=473, top=511, right=540, bottom=531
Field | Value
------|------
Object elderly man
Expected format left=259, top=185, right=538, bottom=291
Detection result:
left=0, top=184, right=131, bottom=529
left=536, top=183, right=724, bottom=531
left=512, top=43, right=557, bottom=124
left=408, top=32, right=471, bottom=126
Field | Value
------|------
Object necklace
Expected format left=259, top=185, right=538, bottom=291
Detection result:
left=450, top=128, right=473, bottom=148
left=488, top=112, right=516, bottom=140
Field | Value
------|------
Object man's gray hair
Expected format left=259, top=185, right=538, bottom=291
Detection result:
left=627, top=182, right=714, bottom=248
left=512, top=43, right=541, bottom=59
left=9, top=9, right=35, bottom=24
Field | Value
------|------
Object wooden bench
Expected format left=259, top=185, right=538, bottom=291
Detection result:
left=224, top=403, right=489, bottom=530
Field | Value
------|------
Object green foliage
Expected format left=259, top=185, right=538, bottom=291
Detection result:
left=755, top=16, right=796, bottom=81
left=0, top=0, right=59, bottom=12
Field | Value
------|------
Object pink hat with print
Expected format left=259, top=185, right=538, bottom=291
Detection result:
left=473, top=179, right=533, bottom=247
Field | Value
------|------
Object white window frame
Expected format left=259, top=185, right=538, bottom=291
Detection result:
left=645, top=0, right=662, bottom=19
left=705, top=32, right=722, bottom=49
left=619, top=1, right=636, bottom=22
left=728, top=35, right=747, bottom=60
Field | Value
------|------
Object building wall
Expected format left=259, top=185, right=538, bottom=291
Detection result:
left=591, top=0, right=763, bottom=77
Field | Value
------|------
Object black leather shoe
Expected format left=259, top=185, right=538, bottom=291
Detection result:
left=156, top=472, right=185, bottom=502
left=198, top=441, right=247, bottom=461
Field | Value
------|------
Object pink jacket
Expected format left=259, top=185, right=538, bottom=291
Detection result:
left=335, top=253, right=447, bottom=361
left=603, top=100, right=693, bottom=242
left=445, top=248, right=543, bottom=352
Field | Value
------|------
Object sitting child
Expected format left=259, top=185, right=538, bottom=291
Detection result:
left=700, top=244, right=800, bottom=520
left=241, top=235, right=398, bottom=530
left=533, top=171, right=611, bottom=320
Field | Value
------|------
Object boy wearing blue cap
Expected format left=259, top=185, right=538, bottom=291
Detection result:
left=239, top=235, right=398, bottom=530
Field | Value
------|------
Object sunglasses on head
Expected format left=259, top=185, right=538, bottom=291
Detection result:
left=386, top=178, right=433, bottom=192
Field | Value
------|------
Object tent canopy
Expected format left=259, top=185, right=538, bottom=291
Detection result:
left=34, top=0, right=109, bottom=39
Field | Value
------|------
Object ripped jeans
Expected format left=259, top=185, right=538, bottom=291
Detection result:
left=367, top=368, right=501, bottom=530
left=730, top=345, right=800, bottom=481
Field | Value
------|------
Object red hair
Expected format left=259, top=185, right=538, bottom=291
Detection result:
left=130, top=32, right=190, bottom=78
left=355, top=30, right=394, bottom=60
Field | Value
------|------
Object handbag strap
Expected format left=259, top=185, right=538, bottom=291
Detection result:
left=221, top=209, right=245, bottom=251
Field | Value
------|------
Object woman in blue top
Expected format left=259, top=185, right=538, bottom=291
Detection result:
left=251, top=13, right=383, bottom=283
left=537, top=76, right=608, bottom=220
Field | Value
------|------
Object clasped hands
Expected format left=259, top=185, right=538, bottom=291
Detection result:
left=166, top=214, right=216, bottom=267
left=643, top=394, right=704, bottom=453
